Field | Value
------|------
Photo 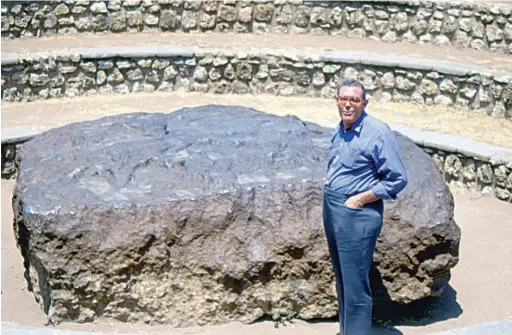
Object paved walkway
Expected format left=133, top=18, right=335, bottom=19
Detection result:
left=2, top=31, right=512, bottom=71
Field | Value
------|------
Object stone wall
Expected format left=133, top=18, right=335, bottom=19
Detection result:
left=2, top=47, right=512, bottom=118
left=1, top=142, right=18, bottom=179
left=422, top=146, right=512, bottom=202
left=3, top=129, right=511, bottom=203
left=1, top=1, right=512, bottom=54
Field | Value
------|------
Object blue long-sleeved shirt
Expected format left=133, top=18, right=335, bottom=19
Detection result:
left=325, top=112, right=408, bottom=200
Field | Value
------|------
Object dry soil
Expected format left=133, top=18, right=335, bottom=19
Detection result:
left=2, top=92, right=512, bottom=148
left=2, top=181, right=512, bottom=335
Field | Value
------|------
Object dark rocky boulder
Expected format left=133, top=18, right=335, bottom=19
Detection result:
left=12, top=105, right=460, bottom=326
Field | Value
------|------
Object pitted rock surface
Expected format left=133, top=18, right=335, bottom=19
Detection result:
left=12, top=105, right=460, bottom=326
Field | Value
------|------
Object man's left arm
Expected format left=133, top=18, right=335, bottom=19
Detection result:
left=346, top=132, right=408, bottom=208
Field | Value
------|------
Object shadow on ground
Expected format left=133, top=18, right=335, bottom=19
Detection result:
left=299, top=283, right=462, bottom=335
left=371, top=262, right=463, bottom=327
left=373, top=284, right=463, bottom=327
left=305, top=316, right=405, bottom=335
left=267, top=265, right=463, bottom=335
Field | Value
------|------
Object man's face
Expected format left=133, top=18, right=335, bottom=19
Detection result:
left=335, top=86, right=368, bottom=127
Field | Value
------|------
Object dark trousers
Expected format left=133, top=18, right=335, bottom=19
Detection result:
left=323, top=187, right=383, bottom=335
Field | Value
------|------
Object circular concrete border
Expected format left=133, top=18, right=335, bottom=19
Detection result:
left=3, top=117, right=512, bottom=203
left=2, top=45, right=512, bottom=119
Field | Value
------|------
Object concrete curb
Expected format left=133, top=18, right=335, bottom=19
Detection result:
left=2, top=318, right=512, bottom=335
left=300, top=119, right=512, bottom=166
left=1, top=53, right=19, bottom=65
left=2, top=117, right=511, bottom=202
left=2, top=45, right=511, bottom=121
left=390, top=124, right=512, bottom=165
left=0, top=323, right=218, bottom=335
left=426, top=317, right=512, bottom=335
left=70, top=46, right=195, bottom=59
left=2, top=126, right=41, bottom=144
left=3, top=47, right=512, bottom=83
left=3, top=120, right=512, bottom=167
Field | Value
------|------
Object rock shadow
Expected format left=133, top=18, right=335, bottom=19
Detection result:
left=372, top=265, right=463, bottom=329
left=299, top=265, right=462, bottom=334
left=305, top=315, right=405, bottom=335
left=229, top=261, right=464, bottom=334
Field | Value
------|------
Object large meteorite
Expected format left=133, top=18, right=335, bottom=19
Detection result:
left=13, top=105, right=460, bottom=326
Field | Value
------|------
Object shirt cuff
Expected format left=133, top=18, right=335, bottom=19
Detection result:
left=371, top=182, right=396, bottom=200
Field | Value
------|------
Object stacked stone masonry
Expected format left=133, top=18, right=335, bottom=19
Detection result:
left=2, top=1, right=512, bottom=54
left=1, top=143, right=18, bottom=179
left=421, top=146, right=512, bottom=203
left=2, top=49, right=512, bottom=119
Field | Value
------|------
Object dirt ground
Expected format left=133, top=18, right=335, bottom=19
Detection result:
left=2, top=180, right=512, bottom=335
left=2, top=31, right=512, bottom=72
left=2, top=92, right=512, bottom=148
left=2, top=24, right=512, bottom=334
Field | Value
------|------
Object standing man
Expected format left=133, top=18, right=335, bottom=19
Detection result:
left=323, top=79, right=408, bottom=335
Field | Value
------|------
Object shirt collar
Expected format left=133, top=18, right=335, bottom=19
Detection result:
left=339, top=111, right=366, bottom=134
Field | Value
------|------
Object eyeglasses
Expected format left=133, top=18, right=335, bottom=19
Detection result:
left=336, top=96, right=363, bottom=106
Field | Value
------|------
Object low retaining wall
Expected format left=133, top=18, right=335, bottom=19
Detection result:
left=394, top=125, right=512, bottom=203
left=2, top=46, right=512, bottom=119
left=2, top=1, right=512, bottom=54
left=1, top=127, right=39, bottom=179
left=3, top=125, right=512, bottom=202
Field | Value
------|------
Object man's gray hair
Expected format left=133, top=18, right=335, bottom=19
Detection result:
left=337, top=78, right=367, bottom=100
